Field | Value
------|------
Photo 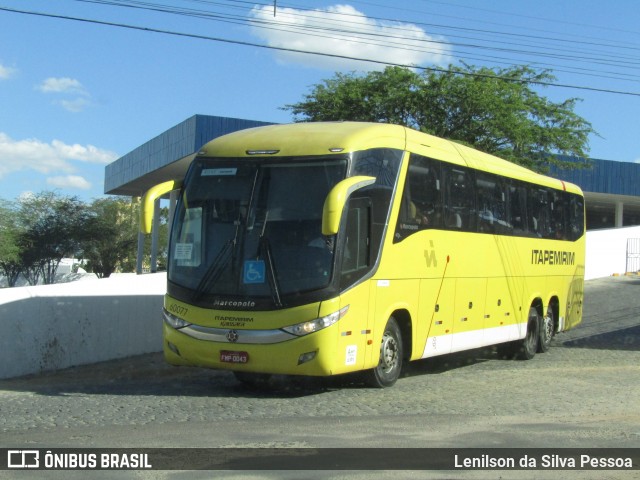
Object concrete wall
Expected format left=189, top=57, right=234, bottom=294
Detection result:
left=1, top=227, right=639, bottom=379
left=0, top=273, right=165, bottom=379
left=585, top=226, right=640, bottom=280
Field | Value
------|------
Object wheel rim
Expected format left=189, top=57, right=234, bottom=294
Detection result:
left=380, top=332, right=399, bottom=373
left=526, top=314, right=538, bottom=351
left=542, top=312, right=554, bottom=341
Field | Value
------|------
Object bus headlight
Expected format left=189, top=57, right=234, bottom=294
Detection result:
left=163, top=308, right=191, bottom=330
left=282, top=306, right=349, bottom=337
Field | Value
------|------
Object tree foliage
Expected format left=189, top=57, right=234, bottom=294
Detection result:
left=16, top=192, right=90, bottom=285
left=0, top=193, right=154, bottom=287
left=79, top=197, right=139, bottom=278
left=0, top=200, right=22, bottom=287
left=284, top=64, right=595, bottom=171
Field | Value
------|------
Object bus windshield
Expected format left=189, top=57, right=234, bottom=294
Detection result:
left=168, top=156, right=348, bottom=308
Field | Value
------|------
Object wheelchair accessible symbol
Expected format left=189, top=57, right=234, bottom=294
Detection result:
left=243, top=260, right=266, bottom=284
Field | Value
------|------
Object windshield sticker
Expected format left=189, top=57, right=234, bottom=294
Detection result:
left=174, top=243, right=193, bottom=260
left=243, top=260, right=266, bottom=284
left=201, top=168, right=237, bottom=176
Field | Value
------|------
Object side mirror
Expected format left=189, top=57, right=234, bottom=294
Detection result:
left=322, top=176, right=375, bottom=235
left=140, top=180, right=183, bottom=234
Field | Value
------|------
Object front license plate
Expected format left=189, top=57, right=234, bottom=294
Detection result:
left=220, top=350, right=249, bottom=364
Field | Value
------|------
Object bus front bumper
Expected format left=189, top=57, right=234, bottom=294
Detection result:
left=162, top=321, right=341, bottom=377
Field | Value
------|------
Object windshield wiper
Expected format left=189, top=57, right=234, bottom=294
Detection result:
left=259, top=236, right=282, bottom=308
left=191, top=239, right=233, bottom=302
left=192, top=205, right=246, bottom=301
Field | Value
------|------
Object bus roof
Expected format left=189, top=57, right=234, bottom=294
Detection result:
left=197, top=122, right=582, bottom=196
left=198, top=122, right=407, bottom=158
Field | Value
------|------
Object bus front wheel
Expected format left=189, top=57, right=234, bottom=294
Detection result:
left=365, top=317, right=403, bottom=388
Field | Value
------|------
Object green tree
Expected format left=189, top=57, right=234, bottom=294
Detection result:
left=0, top=200, right=23, bottom=287
left=80, top=197, right=139, bottom=278
left=107, top=197, right=169, bottom=274
left=284, top=64, right=595, bottom=172
left=17, top=192, right=89, bottom=285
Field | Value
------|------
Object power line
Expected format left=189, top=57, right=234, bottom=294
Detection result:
left=350, top=0, right=640, bottom=46
left=64, top=0, right=640, bottom=78
left=2, top=5, right=640, bottom=97
left=71, top=0, right=640, bottom=84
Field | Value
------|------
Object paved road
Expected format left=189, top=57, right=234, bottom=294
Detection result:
left=1, top=276, right=639, bottom=479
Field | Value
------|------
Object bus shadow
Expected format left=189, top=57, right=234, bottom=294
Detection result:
left=0, top=352, right=357, bottom=399
left=0, top=348, right=498, bottom=398
left=402, top=347, right=496, bottom=379
left=558, top=324, right=640, bottom=351
left=17, top=330, right=637, bottom=399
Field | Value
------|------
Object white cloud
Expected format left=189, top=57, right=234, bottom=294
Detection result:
left=51, top=139, right=117, bottom=164
left=0, top=132, right=118, bottom=180
left=249, top=4, right=452, bottom=71
left=46, top=175, right=92, bottom=190
left=38, top=77, right=87, bottom=95
left=37, top=77, right=92, bottom=112
left=0, top=63, right=17, bottom=80
left=57, top=97, right=93, bottom=113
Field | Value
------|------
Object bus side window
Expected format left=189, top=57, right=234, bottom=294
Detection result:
left=476, top=173, right=510, bottom=234
left=508, top=182, right=527, bottom=236
left=550, top=190, right=568, bottom=240
left=568, top=193, right=585, bottom=241
left=394, top=154, right=442, bottom=242
left=527, top=187, right=550, bottom=238
left=444, top=165, right=476, bottom=231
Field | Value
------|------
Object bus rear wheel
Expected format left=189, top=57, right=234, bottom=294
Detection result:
left=538, top=305, right=555, bottom=353
left=365, top=317, right=403, bottom=388
left=497, top=307, right=540, bottom=360
left=515, top=307, right=540, bottom=360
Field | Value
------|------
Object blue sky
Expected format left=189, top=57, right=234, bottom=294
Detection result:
left=0, top=0, right=639, bottom=202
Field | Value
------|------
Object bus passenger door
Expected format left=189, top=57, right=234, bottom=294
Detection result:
left=335, top=197, right=374, bottom=373
left=335, top=282, right=372, bottom=373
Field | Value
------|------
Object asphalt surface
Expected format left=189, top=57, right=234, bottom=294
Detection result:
left=1, top=275, right=639, bottom=479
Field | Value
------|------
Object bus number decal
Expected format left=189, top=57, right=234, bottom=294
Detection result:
left=345, top=345, right=357, bottom=366
left=202, top=168, right=237, bottom=176
left=168, top=303, right=188, bottom=316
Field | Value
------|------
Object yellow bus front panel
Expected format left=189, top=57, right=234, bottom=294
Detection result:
left=163, top=321, right=340, bottom=376
left=162, top=292, right=374, bottom=377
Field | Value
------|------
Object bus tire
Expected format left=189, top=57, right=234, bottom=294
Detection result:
left=496, top=341, right=516, bottom=359
left=515, top=307, right=540, bottom=360
left=365, top=317, right=403, bottom=388
left=538, top=305, right=555, bottom=353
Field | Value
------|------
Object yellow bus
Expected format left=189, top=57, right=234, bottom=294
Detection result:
left=141, top=122, right=585, bottom=388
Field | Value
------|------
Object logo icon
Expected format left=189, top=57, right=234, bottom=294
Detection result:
left=8, top=450, right=39, bottom=469
left=226, top=330, right=239, bottom=343
left=243, top=260, right=266, bottom=284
